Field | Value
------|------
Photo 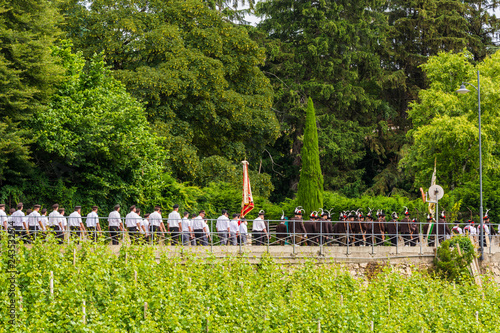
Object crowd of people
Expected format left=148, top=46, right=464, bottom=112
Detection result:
left=0, top=203, right=496, bottom=247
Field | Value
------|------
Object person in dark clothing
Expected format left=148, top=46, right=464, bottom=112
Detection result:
left=399, top=207, right=412, bottom=246
left=435, top=211, right=451, bottom=244
left=351, top=210, right=366, bottom=246
left=289, top=207, right=306, bottom=246
left=320, top=210, right=334, bottom=246
left=409, top=218, right=419, bottom=246
left=386, top=212, right=399, bottom=246
left=275, top=213, right=288, bottom=246
left=303, top=212, right=318, bottom=246
left=334, top=211, right=351, bottom=246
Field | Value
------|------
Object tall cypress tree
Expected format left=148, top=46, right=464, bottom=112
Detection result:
left=297, top=98, right=323, bottom=215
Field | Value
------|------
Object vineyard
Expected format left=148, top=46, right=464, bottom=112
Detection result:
left=1, top=237, right=499, bottom=332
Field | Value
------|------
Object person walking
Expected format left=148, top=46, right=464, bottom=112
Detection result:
left=68, top=206, right=85, bottom=241
left=181, top=211, right=194, bottom=246
left=149, top=206, right=166, bottom=244
left=228, top=213, right=239, bottom=246
left=139, top=212, right=150, bottom=243
left=125, top=205, right=140, bottom=243
left=27, top=204, right=44, bottom=242
left=192, top=211, right=208, bottom=246
left=452, top=221, right=463, bottom=235
left=252, top=210, right=268, bottom=246
left=289, top=207, right=307, bottom=246
left=58, top=208, right=67, bottom=243
left=86, top=206, right=101, bottom=241
left=276, top=213, right=288, bottom=246
left=216, top=210, right=230, bottom=246
left=108, top=205, right=123, bottom=245
left=167, top=204, right=182, bottom=246
left=11, top=203, right=26, bottom=242
left=48, top=204, right=62, bottom=244
left=239, top=218, right=248, bottom=245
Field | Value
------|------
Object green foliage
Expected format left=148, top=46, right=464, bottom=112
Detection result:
left=256, top=0, right=391, bottom=195
left=62, top=0, right=280, bottom=183
left=30, top=43, right=170, bottom=212
left=401, top=50, right=500, bottom=190
left=0, top=0, right=64, bottom=189
left=434, top=236, right=477, bottom=282
left=1, top=239, right=500, bottom=331
left=297, top=98, right=323, bottom=215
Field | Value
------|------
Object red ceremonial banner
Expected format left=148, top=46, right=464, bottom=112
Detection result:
left=240, top=161, right=254, bottom=217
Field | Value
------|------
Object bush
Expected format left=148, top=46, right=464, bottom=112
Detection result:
left=434, top=236, right=477, bottom=282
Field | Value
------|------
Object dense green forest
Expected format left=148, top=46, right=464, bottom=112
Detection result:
left=1, top=0, right=500, bottom=221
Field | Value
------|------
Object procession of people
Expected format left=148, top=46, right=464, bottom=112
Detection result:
left=0, top=203, right=496, bottom=247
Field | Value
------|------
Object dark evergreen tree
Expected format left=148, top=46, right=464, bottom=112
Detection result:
left=256, top=0, right=390, bottom=198
left=0, top=0, right=63, bottom=195
left=297, top=98, right=323, bottom=215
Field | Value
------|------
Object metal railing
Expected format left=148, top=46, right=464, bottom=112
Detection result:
left=3, top=218, right=497, bottom=255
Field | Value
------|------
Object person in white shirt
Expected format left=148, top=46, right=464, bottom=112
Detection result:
left=68, top=206, right=86, bottom=240
left=23, top=209, right=32, bottom=242
left=108, top=204, right=123, bottom=245
left=252, top=210, right=268, bottom=246
left=216, top=210, right=230, bottom=246
left=86, top=206, right=101, bottom=242
left=27, top=204, right=44, bottom=242
left=0, top=204, right=7, bottom=231
left=125, top=205, right=141, bottom=243
left=228, top=214, right=239, bottom=246
left=192, top=210, right=208, bottom=246
left=167, top=204, right=182, bottom=246
left=149, top=206, right=167, bottom=244
left=181, top=211, right=194, bottom=245
left=463, top=220, right=477, bottom=236
left=451, top=221, right=463, bottom=235
left=139, top=211, right=150, bottom=242
left=11, top=203, right=26, bottom=242
left=58, top=208, right=67, bottom=244
left=48, top=204, right=62, bottom=244
left=239, top=218, right=248, bottom=245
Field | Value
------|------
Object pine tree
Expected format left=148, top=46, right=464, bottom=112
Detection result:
left=296, top=98, right=323, bottom=215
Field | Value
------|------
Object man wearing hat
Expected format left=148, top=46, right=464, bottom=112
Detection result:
left=400, top=207, right=412, bottom=246
left=252, top=210, right=268, bottom=246
left=303, top=211, right=318, bottom=246
left=320, top=210, right=333, bottom=246
left=333, top=211, right=351, bottom=246
left=435, top=211, right=451, bottom=244
left=275, top=212, right=288, bottom=246
left=351, top=210, right=366, bottom=246
left=289, top=207, right=307, bottom=246
left=463, top=220, right=477, bottom=236
left=385, top=212, right=399, bottom=246
left=484, top=210, right=496, bottom=246
left=451, top=221, right=463, bottom=235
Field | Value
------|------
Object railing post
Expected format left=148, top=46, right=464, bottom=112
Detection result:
left=371, top=220, right=374, bottom=255
left=210, top=219, right=213, bottom=253
left=319, top=219, right=323, bottom=256
left=266, top=219, right=270, bottom=253
left=396, top=220, right=399, bottom=254
left=419, top=221, right=423, bottom=255
left=346, top=221, right=350, bottom=255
